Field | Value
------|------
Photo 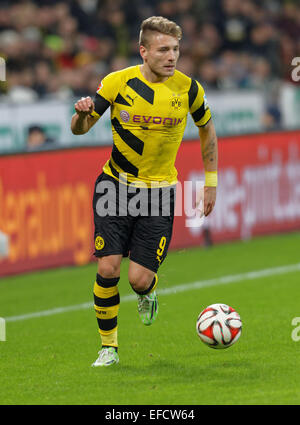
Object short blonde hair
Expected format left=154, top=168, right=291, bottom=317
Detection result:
left=139, top=16, right=182, bottom=47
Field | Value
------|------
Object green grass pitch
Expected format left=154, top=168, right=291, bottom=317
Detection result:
left=1, top=232, right=300, bottom=405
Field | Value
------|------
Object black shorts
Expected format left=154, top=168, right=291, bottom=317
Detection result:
left=92, top=172, right=176, bottom=273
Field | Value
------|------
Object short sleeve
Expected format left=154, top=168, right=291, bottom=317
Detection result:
left=188, top=79, right=211, bottom=127
left=90, top=72, right=121, bottom=119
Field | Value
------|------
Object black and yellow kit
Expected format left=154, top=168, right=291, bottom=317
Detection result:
left=91, top=65, right=211, bottom=348
left=93, top=172, right=176, bottom=272
left=91, top=64, right=211, bottom=187
left=92, top=65, right=211, bottom=270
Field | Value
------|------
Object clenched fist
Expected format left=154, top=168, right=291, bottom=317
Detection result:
left=74, top=96, right=95, bottom=117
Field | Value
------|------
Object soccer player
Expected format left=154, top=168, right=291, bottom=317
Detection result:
left=71, top=16, right=218, bottom=367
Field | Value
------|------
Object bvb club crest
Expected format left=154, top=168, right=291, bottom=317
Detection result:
left=95, top=236, right=105, bottom=250
left=170, top=93, right=182, bottom=110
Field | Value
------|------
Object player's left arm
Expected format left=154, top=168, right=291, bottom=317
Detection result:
left=189, top=79, right=218, bottom=217
left=198, top=119, right=218, bottom=217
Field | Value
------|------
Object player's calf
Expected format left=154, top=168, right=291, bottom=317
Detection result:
left=130, top=274, right=159, bottom=326
left=93, top=273, right=120, bottom=365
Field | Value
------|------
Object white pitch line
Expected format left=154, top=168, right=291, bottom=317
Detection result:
left=5, top=262, right=300, bottom=323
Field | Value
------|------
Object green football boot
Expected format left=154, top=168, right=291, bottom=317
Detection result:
left=137, top=291, right=159, bottom=325
left=91, top=347, right=119, bottom=367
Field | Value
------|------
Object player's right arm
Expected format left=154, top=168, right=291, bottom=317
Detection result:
left=71, top=72, right=120, bottom=135
left=71, top=96, right=98, bottom=135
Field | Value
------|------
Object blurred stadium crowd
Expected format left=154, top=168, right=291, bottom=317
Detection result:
left=0, top=0, right=299, bottom=104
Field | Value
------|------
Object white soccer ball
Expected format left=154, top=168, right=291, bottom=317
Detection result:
left=196, top=303, right=242, bottom=349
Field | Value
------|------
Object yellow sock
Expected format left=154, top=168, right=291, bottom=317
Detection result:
left=93, top=274, right=120, bottom=349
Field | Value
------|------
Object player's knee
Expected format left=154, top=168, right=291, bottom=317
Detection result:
left=129, top=273, right=154, bottom=293
left=97, top=258, right=120, bottom=278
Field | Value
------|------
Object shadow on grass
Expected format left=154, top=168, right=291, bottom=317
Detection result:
left=104, top=355, right=256, bottom=387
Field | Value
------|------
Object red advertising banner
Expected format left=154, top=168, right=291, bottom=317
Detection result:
left=0, top=130, right=300, bottom=277
left=173, top=130, right=300, bottom=247
left=0, top=147, right=111, bottom=276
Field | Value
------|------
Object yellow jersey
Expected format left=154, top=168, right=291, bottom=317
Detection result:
left=91, top=65, right=211, bottom=187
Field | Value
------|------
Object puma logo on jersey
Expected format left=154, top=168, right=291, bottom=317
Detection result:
left=126, top=94, right=138, bottom=105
